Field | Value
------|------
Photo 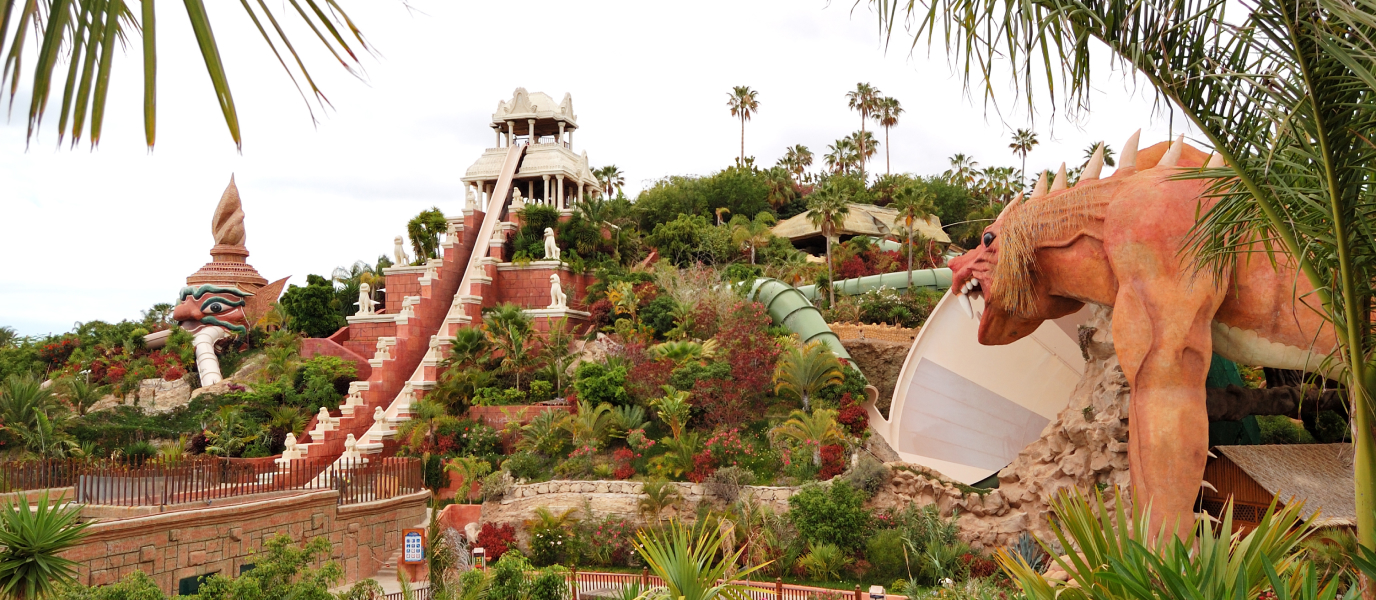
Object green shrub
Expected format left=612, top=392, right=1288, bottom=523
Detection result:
left=59, top=570, right=165, bottom=600
left=487, top=552, right=532, bottom=600
left=842, top=455, right=892, bottom=496
left=573, top=363, right=631, bottom=407
left=799, top=542, right=852, bottom=581
left=787, top=480, right=871, bottom=551
left=528, top=569, right=567, bottom=600
left=279, top=274, right=347, bottom=338
left=1258, top=415, right=1315, bottom=444
left=1313, top=410, right=1350, bottom=443
left=503, top=451, right=550, bottom=481
left=866, top=529, right=907, bottom=581
left=814, top=363, right=869, bottom=409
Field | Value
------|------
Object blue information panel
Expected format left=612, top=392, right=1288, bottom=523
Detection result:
left=403, top=530, right=425, bottom=563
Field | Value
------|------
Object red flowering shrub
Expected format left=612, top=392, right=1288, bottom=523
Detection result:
left=612, top=447, right=638, bottom=480
left=704, top=428, right=752, bottom=467
left=691, top=378, right=749, bottom=430
left=39, top=338, right=78, bottom=369
left=819, top=444, right=846, bottom=480
left=837, top=393, right=869, bottom=436
left=626, top=358, right=673, bottom=405
left=476, top=523, right=518, bottom=561
left=588, top=298, right=614, bottom=329
left=961, top=552, right=999, bottom=579
left=687, top=450, right=716, bottom=483
left=162, top=365, right=186, bottom=381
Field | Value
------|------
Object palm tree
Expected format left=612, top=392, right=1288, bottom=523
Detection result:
left=845, top=83, right=883, bottom=181
left=563, top=400, right=614, bottom=448
left=0, top=327, right=16, bottom=349
left=0, top=494, right=91, bottom=600
left=535, top=319, right=577, bottom=394
left=805, top=183, right=850, bottom=307
left=881, top=0, right=1376, bottom=547
left=482, top=303, right=535, bottom=390
left=1082, top=142, right=1116, bottom=168
left=653, top=386, right=693, bottom=441
left=824, top=138, right=859, bottom=175
left=1008, top=129, right=1039, bottom=178
left=2, top=3, right=367, bottom=150
left=772, top=341, right=844, bottom=413
left=770, top=409, right=845, bottom=466
left=637, top=480, right=682, bottom=522
left=890, top=185, right=936, bottom=288
left=58, top=377, right=107, bottom=417
left=634, top=519, right=766, bottom=600
left=0, top=375, right=75, bottom=458
left=730, top=214, right=777, bottom=264
left=596, top=166, right=625, bottom=199
left=781, top=145, right=814, bottom=183
left=943, top=154, right=980, bottom=188
left=763, top=167, right=796, bottom=211
left=848, top=130, right=879, bottom=171
left=727, top=86, right=760, bottom=163
left=444, top=456, right=492, bottom=500
left=876, top=97, right=904, bottom=175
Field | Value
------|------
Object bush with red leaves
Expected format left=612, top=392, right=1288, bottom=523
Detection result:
left=38, top=338, right=78, bottom=370
left=612, top=448, right=638, bottom=480
left=837, top=393, right=869, bottom=437
left=187, top=432, right=209, bottom=455
left=162, top=365, right=186, bottom=381
left=961, top=552, right=999, bottom=579
left=588, top=298, right=614, bottom=329
left=687, top=450, right=717, bottom=483
left=476, top=523, right=518, bottom=561
left=819, top=444, right=846, bottom=480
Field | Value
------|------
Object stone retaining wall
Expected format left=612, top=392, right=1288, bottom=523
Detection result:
left=63, top=490, right=429, bottom=594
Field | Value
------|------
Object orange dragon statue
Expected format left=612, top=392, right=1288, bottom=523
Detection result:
left=948, top=132, right=1337, bottom=536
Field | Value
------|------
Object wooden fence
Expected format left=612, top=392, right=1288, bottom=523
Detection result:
left=562, top=570, right=868, bottom=600
left=0, top=457, right=422, bottom=507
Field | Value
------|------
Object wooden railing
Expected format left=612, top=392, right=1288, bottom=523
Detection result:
left=563, top=570, right=868, bottom=600
left=0, top=456, right=422, bottom=507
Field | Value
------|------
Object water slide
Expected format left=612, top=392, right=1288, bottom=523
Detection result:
left=756, top=267, right=1088, bottom=486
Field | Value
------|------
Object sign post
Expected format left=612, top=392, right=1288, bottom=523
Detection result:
left=400, top=528, right=427, bottom=585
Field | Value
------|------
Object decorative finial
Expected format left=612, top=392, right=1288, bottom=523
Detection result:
left=212, top=175, right=246, bottom=247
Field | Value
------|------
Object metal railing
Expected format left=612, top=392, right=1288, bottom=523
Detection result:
left=0, top=456, right=422, bottom=507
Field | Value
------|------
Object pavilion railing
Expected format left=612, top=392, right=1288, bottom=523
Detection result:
left=0, top=456, right=422, bottom=507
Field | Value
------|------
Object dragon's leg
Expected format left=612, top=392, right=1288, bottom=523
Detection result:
left=1112, top=279, right=1222, bottom=539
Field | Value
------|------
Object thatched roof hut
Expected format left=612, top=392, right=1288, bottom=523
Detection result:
left=1202, top=443, right=1355, bottom=531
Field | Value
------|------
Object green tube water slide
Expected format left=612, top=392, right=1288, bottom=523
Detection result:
left=748, top=268, right=953, bottom=404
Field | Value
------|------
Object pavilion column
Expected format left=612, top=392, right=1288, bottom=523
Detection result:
left=577, top=181, right=584, bottom=205
left=505, top=122, right=513, bottom=147
left=542, top=175, right=551, bottom=204
left=568, top=130, right=574, bottom=151
left=528, top=119, right=536, bottom=144
left=494, top=127, right=501, bottom=148
left=528, top=180, right=535, bottom=204
left=558, top=122, right=566, bottom=148
left=557, top=175, right=565, bottom=210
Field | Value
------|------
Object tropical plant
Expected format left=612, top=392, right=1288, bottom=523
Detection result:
left=1009, top=129, right=1039, bottom=179
left=445, top=456, right=493, bottom=501
left=652, top=387, right=693, bottom=440
left=0, top=375, right=77, bottom=458
left=633, top=519, right=767, bottom=600
left=0, top=494, right=91, bottom=600
left=763, top=168, right=796, bottom=212
left=57, top=377, right=106, bottom=417
left=846, top=83, right=883, bottom=180
left=943, top=154, right=980, bottom=188
left=770, top=409, right=845, bottom=466
left=2, top=2, right=367, bottom=150
left=596, top=165, right=626, bottom=199
left=772, top=341, right=844, bottom=413
left=536, top=318, right=577, bottom=394
left=799, top=542, right=852, bottom=581
left=825, top=137, right=859, bottom=175
left=805, top=182, right=851, bottom=307
left=1083, top=142, right=1116, bottom=168
left=482, top=303, right=535, bottom=390
left=564, top=400, right=614, bottom=448
left=890, top=185, right=936, bottom=288
left=407, top=207, right=448, bottom=262
left=876, top=97, right=904, bottom=176
left=651, top=340, right=718, bottom=366
left=875, top=0, right=1376, bottom=547
left=781, top=144, right=814, bottom=183
left=204, top=405, right=260, bottom=457
left=518, top=409, right=571, bottom=456
left=848, top=130, right=879, bottom=172
left=639, top=479, right=682, bottom=521
left=726, top=86, right=761, bottom=163
left=265, top=405, right=307, bottom=438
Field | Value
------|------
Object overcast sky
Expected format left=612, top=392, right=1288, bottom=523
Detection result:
left=0, top=0, right=1199, bottom=337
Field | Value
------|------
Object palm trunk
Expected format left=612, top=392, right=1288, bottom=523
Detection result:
left=826, top=235, right=835, bottom=308
left=812, top=446, right=822, bottom=467
left=1357, top=368, right=1375, bottom=560
left=907, top=220, right=915, bottom=288
left=740, top=116, right=746, bottom=164
left=885, top=126, right=891, bottom=176
left=859, top=119, right=867, bottom=182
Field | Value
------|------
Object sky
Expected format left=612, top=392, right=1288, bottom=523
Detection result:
left=0, top=0, right=1200, bottom=337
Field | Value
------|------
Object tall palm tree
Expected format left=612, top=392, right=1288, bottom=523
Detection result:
left=876, top=97, right=904, bottom=175
left=806, top=183, right=851, bottom=306
left=889, top=185, right=936, bottom=288
left=2, top=2, right=367, bottom=150
left=824, top=138, right=858, bottom=175
left=770, top=408, right=845, bottom=466
left=763, top=167, right=796, bottom=211
left=943, top=154, right=979, bottom=188
left=1082, top=142, right=1116, bottom=168
left=879, top=0, right=1376, bottom=546
left=595, top=165, right=625, bottom=199
left=845, top=83, right=883, bottom=181
left=772, top=341, right=844, bottom=413
left=782, top=144, right=814, bottom=183
left=848, top=130, right=879, bottom=170
left=1008, top=129, right=1039, bottom=178
left=727, top=86, right=760, bottom=163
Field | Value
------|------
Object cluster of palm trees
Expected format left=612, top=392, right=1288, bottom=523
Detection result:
left=727, top=83, right=902, bottom=182
left=844, top=83, right=903, bottom=179
left=0, top=374, right=108, bottom=459
left=593, top=165, right=625, bottom=199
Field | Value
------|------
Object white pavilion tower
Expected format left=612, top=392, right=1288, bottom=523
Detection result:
left=461, top=88, right=600, bottom=213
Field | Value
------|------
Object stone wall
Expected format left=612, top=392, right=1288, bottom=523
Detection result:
left=479, top=481, right=799, bottom=547
left=63, top=490, right=429, bottom=593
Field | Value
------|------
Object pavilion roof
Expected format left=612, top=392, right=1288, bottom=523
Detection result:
left=772, top=203, right=951, bottom=245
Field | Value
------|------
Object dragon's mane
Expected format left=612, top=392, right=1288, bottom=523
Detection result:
left=992, top=180, right=1119, bottom=318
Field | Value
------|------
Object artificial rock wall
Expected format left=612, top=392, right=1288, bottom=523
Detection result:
left=63, top=490, right=429, bottom=593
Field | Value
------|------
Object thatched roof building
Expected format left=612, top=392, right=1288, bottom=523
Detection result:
left=1202, top=443, right=1355, bottom=530
left=772, top=203, right=950, bottom=253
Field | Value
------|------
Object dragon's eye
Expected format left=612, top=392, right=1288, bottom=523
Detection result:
left=982, top=232, right=996, bottom=247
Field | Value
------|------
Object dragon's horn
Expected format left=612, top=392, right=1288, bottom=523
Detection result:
left=1118, top=129, right=1141, bottom=171
left=1080, top=144, right=1105, bottom=182
left=998, top=193, right=1024, bottom=219
left=1050, top=163, right=1068, bottom=192
left=1031, top=170, right=1048, bottom=198
left=1207, top=152, right=1226, bottom=168
left=1159, top=134, right=1185, bottom=167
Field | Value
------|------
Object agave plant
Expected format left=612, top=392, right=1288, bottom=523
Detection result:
left=634, top=519, right=767, bottom=600
left=997, top=489, right=1317, bottom=600
left=0, top=493, right=91, bottom=600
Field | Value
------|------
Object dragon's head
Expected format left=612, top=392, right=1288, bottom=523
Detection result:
left=948, top=195, right=1064, bottom=344
left=173, top=284, right=253, bottom=335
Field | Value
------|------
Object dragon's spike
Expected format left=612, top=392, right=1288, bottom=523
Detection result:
left=1200, top=480, right=1218, bottom=493
left=1031, top=171, right=1048, bottom=198
left=998, top=192, right=1024, bottom=219
left=1080, top=144, right=1105, bottom=183
left=1051, top=163, right=1068, bottom=192
left=1159, top=134, right=1185, bottom=167
left=1118, top=129, right=1141, bottom=171
left=1207, top=152, right=1226, bottom=168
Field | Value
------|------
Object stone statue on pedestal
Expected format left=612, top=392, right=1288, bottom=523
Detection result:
left=549, top=274, right=568, bottom=309
left=543, top=227, right=560, bottom=260
left=356, top=282, right=379, bottom=315
left=394, top=236, right=410, bottom=266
